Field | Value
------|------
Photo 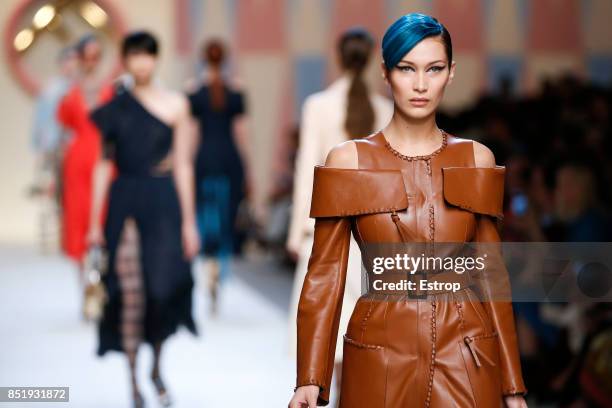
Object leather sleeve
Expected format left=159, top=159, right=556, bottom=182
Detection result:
left=443, top=166, right=527, bottom=395
left=474, top=212, right=527, bottom=396
left=295, top=166, right=408, bottom=405
left=295, top=215, right=352, bottom=405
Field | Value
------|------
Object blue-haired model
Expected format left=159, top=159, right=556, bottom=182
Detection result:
left=290, top=12, right=527, bottom=408
left=382, top=13, right=452, bottom=70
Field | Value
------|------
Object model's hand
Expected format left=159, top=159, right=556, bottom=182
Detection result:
left=87, top=224, right=105, bottom=247
left=181, top=221, right=200, bottom=259
left=504, top=395, right=528, bottom=408
left=285, top=234, right=302, bottom=263
left=288, top=385, right=319, bottom=408
left=285, top=242, right=299, bottom=262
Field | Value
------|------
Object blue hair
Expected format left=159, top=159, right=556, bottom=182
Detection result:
left=382, top=13, right=451, bottom=70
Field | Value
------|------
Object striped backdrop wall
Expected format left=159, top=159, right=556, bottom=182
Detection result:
left=171, top=0, right=612, bottom=212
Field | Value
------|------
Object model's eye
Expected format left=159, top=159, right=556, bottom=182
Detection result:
left=396, top=65, right=413, bottom=72
left=396, top=65, right=445, bottom=73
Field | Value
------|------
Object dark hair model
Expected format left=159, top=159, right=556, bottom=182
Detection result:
left=121, top=31, right=159, bottom=58
left=201, top=38, right=227, bottom=111
left=338, top=27, right=376, bottom=139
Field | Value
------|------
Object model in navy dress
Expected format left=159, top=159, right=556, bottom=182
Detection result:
left=188, top=40, right=249, bottom=313
left=189, top=84, right=246, bottom=251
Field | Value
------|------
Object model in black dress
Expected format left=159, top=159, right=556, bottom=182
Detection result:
left=91, top=87, right=197, bottom=351
left=88, top=32, right=200, bottom=408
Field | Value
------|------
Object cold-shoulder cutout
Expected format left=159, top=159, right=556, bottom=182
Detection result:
left=472, top=140, right=496, bottom=168
left=324, top=140, right=358, bottom=169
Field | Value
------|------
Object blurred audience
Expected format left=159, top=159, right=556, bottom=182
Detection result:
left=437, top=73, right=612, bottom=407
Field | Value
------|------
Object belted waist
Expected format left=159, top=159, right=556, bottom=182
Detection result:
left=366, top=269, right=475, bottom=298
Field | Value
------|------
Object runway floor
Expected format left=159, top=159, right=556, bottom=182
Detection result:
left=0, top=243, right=552, bottom=408
left=0, top=244, right=301, bottom=408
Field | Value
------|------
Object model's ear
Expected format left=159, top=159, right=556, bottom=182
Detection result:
left=447, top=60, right=456, bottom=85
left=381, top=62, right=389, bottom=85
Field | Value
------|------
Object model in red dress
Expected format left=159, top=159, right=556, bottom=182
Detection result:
left=57, top=35, right=114, bottom=263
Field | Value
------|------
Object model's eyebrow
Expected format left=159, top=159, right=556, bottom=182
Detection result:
left=397, top=60, right=446, bottom=65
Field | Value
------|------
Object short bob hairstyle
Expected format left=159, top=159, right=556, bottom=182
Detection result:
left=382, top=13, right=452, bottom=70
left=121, top=31, right=159, bottom=57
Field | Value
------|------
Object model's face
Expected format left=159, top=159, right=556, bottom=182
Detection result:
left=61, top=51, right=79, bottom=78
left=123, top=52, right=157, bottom=85
left=382, top=36, right=455, bottom=120
left=80, top=41, right=102, bottom=74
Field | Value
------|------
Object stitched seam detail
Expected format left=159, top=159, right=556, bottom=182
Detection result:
left=425, top=164, right=436, bottom=407
left=358, top=298, right=375, bottom=343
left=425, top=300, right=437, bottom=407
left=455, top=299, right=466, bottom=334
left=333, top=206, right=406, bottom=216
left=382, top=298, right=390, bottom=408
left=428, top=203, right=435, bottom=242
left=384, top=129, right=448, bottom=161
left=467, top=332, right=499, bottom=341
left=343, top=334, right=384, bottom=350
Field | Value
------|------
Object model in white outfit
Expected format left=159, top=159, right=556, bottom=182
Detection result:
left=287, top=73, right=393, bottom=366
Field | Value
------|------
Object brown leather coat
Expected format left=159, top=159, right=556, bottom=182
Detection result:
left=295, top=130, right=527, bottom=407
